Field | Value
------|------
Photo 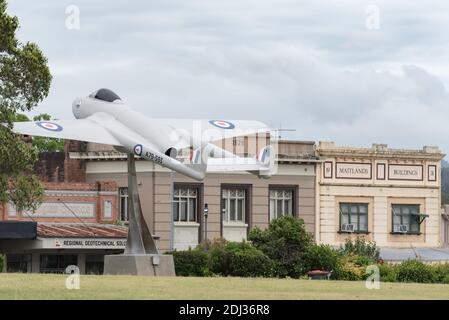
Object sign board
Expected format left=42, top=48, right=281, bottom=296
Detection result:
left=335, top=162, right=372, bottom=179
left=323, top=161, right=333, bottom=178
left=428, top=165, right=437, bottom=182
left=23, top=202, right=95, bottom=218
left=41, top=238, right=127, bottom=249
left=388, top=164, right=423, bottom=181
left=376, top=163, right=386, bottom=180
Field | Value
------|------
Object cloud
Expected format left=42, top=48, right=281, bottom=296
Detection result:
left=7, top=0, right=449, bottom=154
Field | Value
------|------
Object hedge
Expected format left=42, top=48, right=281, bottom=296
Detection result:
left=172, top=249, right=210, bottom=276
left=172, top=240, right=275, bottom=277
left=170, top=217, right=449, bottom=284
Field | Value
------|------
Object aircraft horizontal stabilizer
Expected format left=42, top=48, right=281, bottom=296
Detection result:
left=207, top=145, right=276, bottom=178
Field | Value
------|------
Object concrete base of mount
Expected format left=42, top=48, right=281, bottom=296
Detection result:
left=103, top=254, right=176, bottom=276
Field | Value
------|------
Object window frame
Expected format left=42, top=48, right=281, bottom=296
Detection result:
left=339, top=202, right=369, bottom=234
left=222, top=188, right=246, bottom=223
left=118, top=187, right=129, bottom=222
left=173, top=186, right=200, bottom=223
left=391, top=204, right=421, bottom=235
left=268, top=185, right=297, bottom=221
left=220, top=184, right=252, bottom=239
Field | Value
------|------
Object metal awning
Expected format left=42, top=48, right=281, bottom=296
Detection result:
left=411, top=212, right=429, bottom=225
left=0, top=221, right=37, bottom=239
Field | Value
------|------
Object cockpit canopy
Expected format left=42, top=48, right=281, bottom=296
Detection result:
left=89, top=88, right=121, bottom=102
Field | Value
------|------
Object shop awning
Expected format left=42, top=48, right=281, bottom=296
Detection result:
left=37, top=223, right=128, bottom=238
left=0, top=221, right=37, bottom=239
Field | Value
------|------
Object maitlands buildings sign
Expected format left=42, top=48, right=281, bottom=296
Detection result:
left=330, top=162, right=426, bottom=181
left=335, top=162, right=372, bottom=179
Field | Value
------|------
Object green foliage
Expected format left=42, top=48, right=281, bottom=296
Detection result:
left=208, top=240, right=275, bottom=277
left=333, top=255, right=366, bottom=281
left=432, top=264, right=449, bottom=284
left=249, top=216, right=313, bottom=278
left=172, top=235, right=449, bottom=284
left=0, top=0, right=52, bottom=211
left=378, top=263, right=397, bottom=283
left=353, top=255, right=373, bottom=267
left=303, top=244, right=340, bottom=274
left=13, top=113, right=65, bottom=153
left=31, top=114, right=64, bottom=152
left=172, top=239, right=275, bottom=278
left=302, top=244, right=374, bottom=281
left=396, top=260, right=434, bottom=283
left=172, top=249, right=210, bottom=277
left=0, top=254, right=3, bottom=272
left=338, top=237, right=380, bottom=262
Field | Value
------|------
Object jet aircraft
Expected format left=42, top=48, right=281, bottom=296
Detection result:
left=9, top=88, right=276, bottom=180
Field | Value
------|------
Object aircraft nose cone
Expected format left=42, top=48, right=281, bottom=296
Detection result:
left=72, top=97, right=83, bottom=118
left=73, top=98, right=82, bottom=109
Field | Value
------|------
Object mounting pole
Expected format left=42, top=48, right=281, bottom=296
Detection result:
left=124, top=153, right=159, bottom=255
left=103, top=154, right=175, bottom=276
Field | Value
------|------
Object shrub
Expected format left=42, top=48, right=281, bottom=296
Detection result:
left=396, top=260, right=434, bottom=283
left=333, top=255, right=366, bottom=281
left=338, top=237, right=380, bottom=262
left=249, top=216, right=313, bottom=278
left=353, top=255, right=373, bottom=267
left=228, top=245, right=276, bottom=277
left=208, top=240, right=275, bottom=277
left=378, top=263, right=397, bottom=283
left=303, top=244, right=340, bottom=274
left=172, top=249, right=210, bottom=276
left=431, top=264, right=449, bottom=284
left=0, top=254, right=3, bottom=273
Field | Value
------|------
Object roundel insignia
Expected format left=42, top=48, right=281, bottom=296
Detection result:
left=36, top=121, right=63, bottom=132
left=134, top=144, right=143, bottom=156
left=209, top=120, right=235, bottom=129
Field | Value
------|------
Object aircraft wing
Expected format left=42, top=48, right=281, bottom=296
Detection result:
left=8, top=118, right=123, bottom=146
left=153, top=118, right=271, bottom=150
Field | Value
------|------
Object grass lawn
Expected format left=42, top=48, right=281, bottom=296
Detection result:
left=0, top=273, right=449, bottom=299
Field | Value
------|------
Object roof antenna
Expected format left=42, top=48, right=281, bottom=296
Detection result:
left=274, top=123, right=296, bottom=140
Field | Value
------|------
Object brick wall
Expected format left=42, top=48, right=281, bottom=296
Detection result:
left=35, top=152, right=65, bottom=182
left=64, top=140, right=86, bottom=183
left=1, top=181, right=119, bottom=223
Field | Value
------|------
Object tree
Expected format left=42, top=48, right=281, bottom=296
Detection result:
left=13, top=113, right=65, bottom=152
left=248, top=216, right=313, bottom=278
left=0, top=0, right=52, bottom=211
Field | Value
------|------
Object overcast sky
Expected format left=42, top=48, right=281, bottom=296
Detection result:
left=7, top=0, right=449, bottom=154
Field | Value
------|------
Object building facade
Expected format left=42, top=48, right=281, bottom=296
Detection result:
left=1, top=138, right=447, bottom=274
left=73, top=140, right=318, bottom=251
left=316, top=142, right=445, bottom=248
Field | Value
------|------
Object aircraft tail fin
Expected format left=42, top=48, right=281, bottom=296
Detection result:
left=247, top=145, right=276, bottom=179
left=186, top=144, right=213, bottom=179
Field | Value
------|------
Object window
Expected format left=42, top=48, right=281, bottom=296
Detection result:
left=6, top=254, right=31, bottom=273
left=85, top=254, right=104, bottom=275
left=40, top=254, right=77, bottom=274
left=270, top=189, right=293, bottom=220
left=392, top=204, right=420, bottom=234
left=339, top=203, right=368, bottom=233
left=222, top=189, right=246, bottom=223
left=173, top=187, right=198, bottom=222
left=119, top=187, right=128, bottom=222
